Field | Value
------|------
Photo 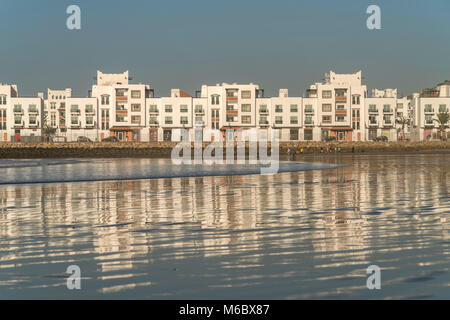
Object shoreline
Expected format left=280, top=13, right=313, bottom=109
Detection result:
left=0, top=141, right=449, bottom=159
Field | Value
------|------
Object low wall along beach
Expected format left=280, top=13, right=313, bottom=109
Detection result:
left=0, top=141, right=449, bottom=158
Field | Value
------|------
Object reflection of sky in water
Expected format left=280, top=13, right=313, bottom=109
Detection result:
left=0, top=154, right=449, bottom=299
left=0, top=159, right=341, bottom=184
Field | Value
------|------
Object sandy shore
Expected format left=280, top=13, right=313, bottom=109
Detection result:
left=0, top=141, right=449, bottom=158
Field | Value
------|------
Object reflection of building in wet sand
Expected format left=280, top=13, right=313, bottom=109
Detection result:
left=0, top=155, right=448, bottom=273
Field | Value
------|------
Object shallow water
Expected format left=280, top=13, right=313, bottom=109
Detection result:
left=0, top=154, right=449, bottom=299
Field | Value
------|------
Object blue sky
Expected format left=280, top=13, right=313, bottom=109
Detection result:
left=1, top=0, right=450, bottom=97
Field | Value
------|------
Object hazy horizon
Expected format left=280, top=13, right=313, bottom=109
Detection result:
left=1, top=0, right=450, bottom=98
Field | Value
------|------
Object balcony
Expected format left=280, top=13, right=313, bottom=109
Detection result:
left=304, top=108, right=314, bottom=114
left=383, top=108, right=394, bottom=114
left=369, top=108, right=378, bottom=114
left=149, top=109, right=159, bottom=114
left=86, top=121, right=95, bottom=127
left=195, top=109, right=204, bottom=114
left=259, top=120, right=269, bottom=127
left=369, top=121, right=378, bottom=126
left=335, top=109, right=347, bottom=115
left=29, top=121, right=39, bottom=127
left=14, top=121, right=24, bottom=128
left=383, top=121, right=394, bottom=127
left=304, top=120, right=314, bottom=126
left=70, top=109, right=80, bottom=114
left=259, top=109, right=269, bottom=114
left=85, top=109, right=95, bottom=114
left=149, top=121, right=159, bottom=127
left=71, top=121, right=81, bottom=128
left=28, top=108, right=39, bottom=114
left=425, top=121, right=434, bottom=127
left=335, top=96, right=347, bottom=103
left=13, top=108, right=23, bottom=114
left=424, top=108, right=434, bottom=114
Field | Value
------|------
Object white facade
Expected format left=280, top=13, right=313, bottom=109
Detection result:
left=6, top=69, right=450, bottom=142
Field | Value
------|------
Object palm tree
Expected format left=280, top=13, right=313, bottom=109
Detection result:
left=42, top=114, right=57, bottom=142
left=434, top=111, right=450, bottom=141
left=396, top=115, right=410, bottom=141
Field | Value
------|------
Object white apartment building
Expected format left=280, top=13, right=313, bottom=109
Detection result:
left=410, top=81, right=450, bottom=141
left=4, top=69, right=449, bottom=142
left=0, top=83, right=44, bottom=142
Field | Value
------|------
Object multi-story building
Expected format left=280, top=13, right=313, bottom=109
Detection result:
left=6, top=69, right=450, bottom=143
left=0, top=83, right=44, bottom=142
left=91, top=71, right=151, bottom=142
left=411, top=81, right=450, bottom=141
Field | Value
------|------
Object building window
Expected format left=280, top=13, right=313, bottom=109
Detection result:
left=195, top=105, right=203, bottom=113
left=131, top=104, right=141, bottom=112
left=304, top=129, right=313, bottom=141
left=335, top=115, right=345, bottom=122
left=290, top=116, right=298, bottom=124
left=50, top=102, right=56, bottom=109
left=290, top=129, right=298, bottom=140
left=336, top=104, right=345, bottom=110
left=165, top=105, right=172, bottom=112
left=29, top=115, right=37, bottom=125
left=180, top=116, right=188, bottom=124
left=85, top=104, right=94, bottom=113
left=28, top=104, right=38, bottom=113
left=13, top=105, right=22, bottom=113
left=116, top=103, right=126, bottom=111
left=241, top=91, right=251, bottom=99
left=211, top=95, right=220, bottom=105
left=304, top=105, right=313, bottom=113
left=304, top=116, right=313, bottom=125
left=275, top=105, right=283, bottom=113
left=242, top=104, right=251, bottom=112
left=275, top=116, right=283, bottom=124
left=131, top=90, right=141, bottom=98
left=352, top=95, right=360, bottom=105
left=101, top=95, right=110, bottom=105
left=116, top=89, right=127, bottom=97
left=180, top=105, right=188, bottom=113
left=322, top=104, right=332, bottom=112
left=149, top=116, right=158, bottom=125
left=352, top=109, right=360, bottom=118
left=260, top=105, right=268, bottom=113
left=322, top=90, right=332, bottom=99
left=241, top=115, right=251, bottom=124
left=439, top=104, right=447, bottom=113
left=165, top=116, right=173, bottom=124
left=86, top=116, right=94, bottom=125
left=322, top=115, right=331, bottom=123
left=131, top=116, right=140, bottom=124
left=71, top=116, right=79, bottom=125
left=259, top=116, right=268, bottom=125
left=0, top=95, right=6, bottom=105
left=290, top=104, right=298, bottom=112
left=116, top=115, right=126, bottom=122
left=149, top=105, right=158, bottom=113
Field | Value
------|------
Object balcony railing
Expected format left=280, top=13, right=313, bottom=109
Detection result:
left=369, top=109, right=378, bottom=113
left=424, top=108, right=434, bottom=114
left=304, top=109, right=314, bottom=114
